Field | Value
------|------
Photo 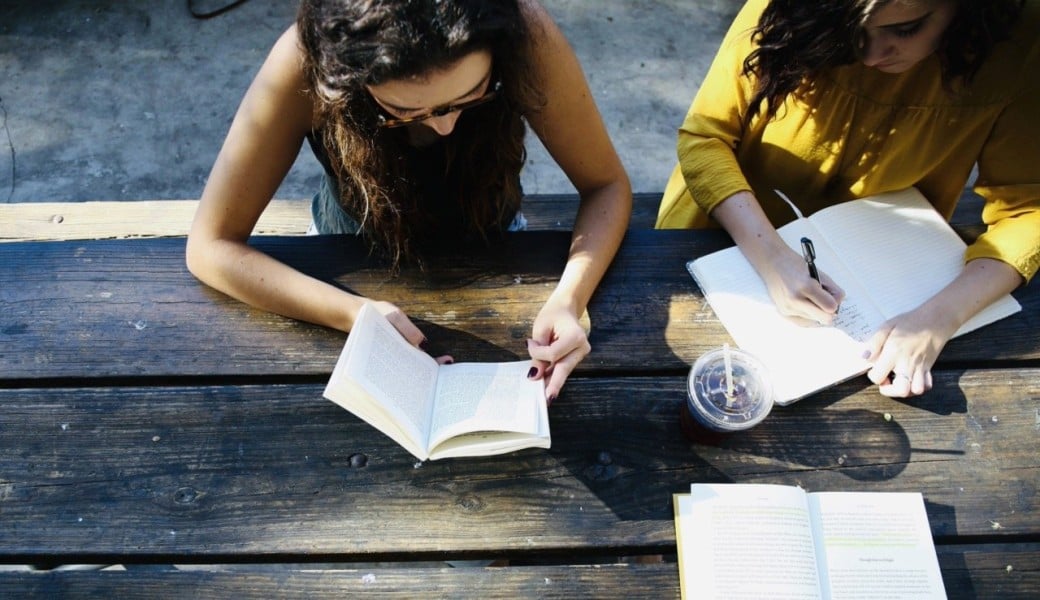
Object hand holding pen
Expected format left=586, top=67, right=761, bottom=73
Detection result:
left=789, top=235, right=844, bottom=325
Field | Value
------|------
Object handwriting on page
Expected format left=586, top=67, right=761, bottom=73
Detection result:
left=831, top=296, right=877, bottom=343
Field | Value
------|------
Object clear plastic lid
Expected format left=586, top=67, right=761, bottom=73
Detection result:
left=687, top=346, right=774, bottom=432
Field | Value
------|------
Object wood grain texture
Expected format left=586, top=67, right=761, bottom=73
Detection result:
left=0, top=564, right=680, bottom=600
left=1, top=370, right=1036, bottom=560
left=1, top=210, right=1031, bottom=592
left=0, top=200, right=313, bottom=242
left=0, top=548, right=1034, bottom=600
left=1, top=230, right=1035, bottom=380
left=0, top=194, right=663, bottom=242
left=0, top=190, right=984, bottom=242
left=937, top=544, right=1040, bottom=599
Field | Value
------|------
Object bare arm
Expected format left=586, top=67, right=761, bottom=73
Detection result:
left=185, top=26, right=425, bottom=345
left=521, top=0, right=633, bottom=400
left=711, top=191, right=843, bottom=324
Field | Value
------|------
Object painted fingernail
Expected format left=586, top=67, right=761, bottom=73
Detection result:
left=445, top=358, right=454, bottom=364
left=420, top=338, right=429, bottom=350
left=527, top=367, right=538, bottom=379
left=547, top=395, right=556, bottom=407
left=861, top=349, right=871, bottom=359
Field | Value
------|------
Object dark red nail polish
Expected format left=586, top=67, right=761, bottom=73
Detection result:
left=527, top=367, right=538, bottom=379
left=547, top=395, right=556, bottom=406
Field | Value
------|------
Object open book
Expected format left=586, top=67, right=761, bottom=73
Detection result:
left=323, top=303, right=550, bottom=461
left=673, top=483, right=947, bottom=600
left=687, top=188, right=1021, bottom=404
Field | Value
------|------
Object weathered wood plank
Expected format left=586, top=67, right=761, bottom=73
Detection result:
left=0, top=194, right=662, bottom=242
left=0, top=190, right=984, bottom=242
left=1, top=370, right=1036, bottom=560
left=1, top=232, right=1035, bottom=380
left=0, top=200, right=313, bottom=242
left=0, top=547, right=1034, bottom=600
left=0, top=564, right=681, bottom=600
left=937, top=544, right=1040, bottom=599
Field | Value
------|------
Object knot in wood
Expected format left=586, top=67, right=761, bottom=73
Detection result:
left=50, top=214, right=64, bottom=224
left=596, top=451, right=613, bottom=466
left=174, top=487, right=198, bottom=504
left=348, top=453, right=368, bottom=468
left=584, top=463, right=618, bottom=482
left=455, top=495, right=485, bottom=512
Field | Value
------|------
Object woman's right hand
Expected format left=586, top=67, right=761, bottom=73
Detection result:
left=710, top=191, right=845, bottom=326
left=757, top=246, right=845, bottom=326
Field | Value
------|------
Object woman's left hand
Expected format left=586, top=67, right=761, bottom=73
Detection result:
left=863, top=306, right=959, bottom=397
left=526, top=300, right=591, bottom=406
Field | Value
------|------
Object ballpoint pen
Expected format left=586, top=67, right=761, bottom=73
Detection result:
left=800, top=237, right=820, bottom=284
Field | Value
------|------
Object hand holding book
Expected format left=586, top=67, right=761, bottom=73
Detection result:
left=324, top=303, right=550, bottom=461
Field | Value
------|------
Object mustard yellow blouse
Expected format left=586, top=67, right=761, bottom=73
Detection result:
left=656, top=0, right=1040, bottom=282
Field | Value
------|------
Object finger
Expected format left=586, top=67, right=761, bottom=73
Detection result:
left=819, top=272, right=846, bottom=304
left=921, top=370, right=934, bottom=394
left=527, top=338, right=554, bottom=364
left=382, top=310, right=426, bottom=348
left=435, top=355, right=454, bottom=365
left=878, top=370, right=913, bottom=398
left=543, top=352, right=582, bottom=406
left=863, top=325, right=893, bottom=377
left=782, top=290, right=838, bottom=325
left=526, top=340, right=550, bottom=380
left=527, top=333, right=580, bottom=366
left=866, top=350, right=897, bottom=386
left=804, top=282, right=840, bottom=316
left=907, top=367, right=934, bottom=396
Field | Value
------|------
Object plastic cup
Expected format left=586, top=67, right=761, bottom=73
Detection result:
left=680, top=346, right=774, bottom=443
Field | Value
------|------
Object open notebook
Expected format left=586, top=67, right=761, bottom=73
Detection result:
left=687, top=188, right=1022, bottom=404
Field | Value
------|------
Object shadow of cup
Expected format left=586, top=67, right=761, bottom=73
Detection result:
left=701, top=407, right=912, bottom=482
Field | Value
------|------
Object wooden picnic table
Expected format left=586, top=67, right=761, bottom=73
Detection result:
left=0, top=198, right=1037, bottom=598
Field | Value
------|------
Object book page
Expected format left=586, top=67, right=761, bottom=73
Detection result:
left=675, top=484, right=823, bottom=600
left=809, top=492, right=946, bottom=599
left=428, top=361, right=546, bottom=450
left=809, top=188, right=1021, bottom=336
left=323, top=303, right=439, bottom=459
left=688, top=218, right=881, bottom=404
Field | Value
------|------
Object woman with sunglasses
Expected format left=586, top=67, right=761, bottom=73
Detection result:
left=186, top=0, right=631, bottom=403
left=656, top=0, right=1038, bottom=398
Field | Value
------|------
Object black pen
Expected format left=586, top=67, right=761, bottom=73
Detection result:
left=800, top=237, right=820, bottom=284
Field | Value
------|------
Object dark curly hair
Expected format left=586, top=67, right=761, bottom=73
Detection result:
left=742, top=0, right=1025, bottom=124
left=296, top=0, right=544, bottom=266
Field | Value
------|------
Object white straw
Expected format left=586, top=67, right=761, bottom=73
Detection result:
left=723, top=343, right=735, bottom=399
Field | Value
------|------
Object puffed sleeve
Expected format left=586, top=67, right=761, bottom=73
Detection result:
left=968, top=25, right=1040, bottom=283
left=674, top=0, right=765, bottom=215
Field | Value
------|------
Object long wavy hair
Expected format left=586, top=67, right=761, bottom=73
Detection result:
left=742, top=0, right=1025, bottom=124
left=296, top=0, right=543, bottom=266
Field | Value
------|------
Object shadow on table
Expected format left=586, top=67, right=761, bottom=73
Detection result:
left=553, top=381, right=938, bottom=522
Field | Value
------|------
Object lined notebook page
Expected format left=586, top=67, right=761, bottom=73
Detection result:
left=808, top=188, right=1021, bottom=336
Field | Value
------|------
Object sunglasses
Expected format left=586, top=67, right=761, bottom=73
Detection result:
left=375, top=80, right=502, bottom=129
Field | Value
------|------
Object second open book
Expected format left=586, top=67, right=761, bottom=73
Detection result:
left=687, top=188, right=1022, bottom=404
left=324, top=303, right=550, bottom=461
left=673, top=484, right=947, bottom=599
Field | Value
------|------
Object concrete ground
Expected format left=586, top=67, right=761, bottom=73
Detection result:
left=0, top=0, right=740, bottom=204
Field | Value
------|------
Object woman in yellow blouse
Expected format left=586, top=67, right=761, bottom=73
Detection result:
left=658, top=0, right=1038, bottom=398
